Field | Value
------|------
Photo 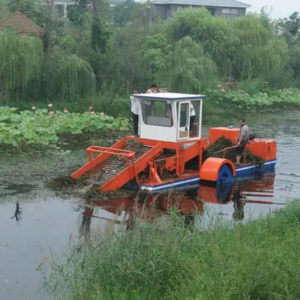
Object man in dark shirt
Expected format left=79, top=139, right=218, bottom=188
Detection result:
left=235, top=119, right=249, bottom=166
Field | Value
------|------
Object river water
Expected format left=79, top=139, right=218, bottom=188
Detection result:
left=0, top=111, right=299, bottom=300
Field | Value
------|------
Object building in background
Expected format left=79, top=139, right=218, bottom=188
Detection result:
left=0, top=11, right=45, bottom=35
left=151, top=0, right=250, bottom=20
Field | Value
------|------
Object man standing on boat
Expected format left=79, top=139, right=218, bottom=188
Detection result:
left=130, top=88, right=140, bottom=137
left=235, top=119, right=249, bottom=166
left=146, top=84, right=158, bottom=93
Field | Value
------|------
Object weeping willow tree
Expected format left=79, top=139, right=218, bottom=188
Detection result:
left=231, top=15, right=288, bottom=81
left=0, top=28, right=43, bottom=103
left=57, top=54, right=96, bottom=97
left=159, top=36, right=217, bottom=93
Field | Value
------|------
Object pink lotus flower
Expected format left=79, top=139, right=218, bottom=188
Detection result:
left=49, top=111, right=54, bottom=115
left=48, top=103, right=53, bottom=108
left=32, top=106, right=36, bottom=110
left=89, top=106, right=94, bottom=111
left=90, top=111, right=95, bottom=115
left=100, top=112, right=104, bottom=116
left=64, top=109, right=68, bottom=113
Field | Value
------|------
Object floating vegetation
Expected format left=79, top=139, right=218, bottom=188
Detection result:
left=84, top=184, right=138, bottom=200
left=203, top=136, right=264, bottom=165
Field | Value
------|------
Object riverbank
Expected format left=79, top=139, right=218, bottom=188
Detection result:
left=7, top=87, right=300, bottom=117
left=1, top=87, right=300, bottom=148
left=46, top=200, right=300, bottom=300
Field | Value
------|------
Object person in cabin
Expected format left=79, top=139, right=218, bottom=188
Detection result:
left=146, top=84, right=158, bottom=94
left=130, top=88, right=140, bottom=137
left=235, top=119, right=249, bottom=166
left=189, top=101, right=196, bottom=136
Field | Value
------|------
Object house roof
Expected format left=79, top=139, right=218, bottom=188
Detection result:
left=131, top=93, right=206, bottom=101
left=0, top=11, right=45, bottom=35
left=151, top=0, right=250, bottom=8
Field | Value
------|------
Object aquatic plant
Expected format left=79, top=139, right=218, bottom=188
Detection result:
left=203, top=136, right=264, bottom=165
left=0, top=106, right=131, bottom=148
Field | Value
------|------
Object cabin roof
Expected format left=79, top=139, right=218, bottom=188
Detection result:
left=131, top=93, right=206, bottom=101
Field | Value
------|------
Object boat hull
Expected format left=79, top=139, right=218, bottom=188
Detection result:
left=137, top=159, right=276, bottom=193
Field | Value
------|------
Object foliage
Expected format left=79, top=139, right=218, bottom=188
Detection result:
left=0, top=106, right=131, bottom=148
left=231, top=14, right=289, bottom=81
left=278, top=12, right=300, bottom=36
left=6, top=0, right=39, bottom=21
left=56, top=54, right=96, bottom=97
left=67, top=0, right=90, bottom=26
left=206, top=87, right=300, bottom=111
left=160, top=37, right=217, bottom=93
left=46, top=201, right=300, bottom=300
left=91, top=16, right=110, bottom=53
left=164, top=7, right=236, bottom=76
left=1, top=1, right=300, bottom=106
left=112, top=0, right=142, bottom=27
left=140, top=34, right=172, bottom=84
left=0, top=28, right=43, bottom=103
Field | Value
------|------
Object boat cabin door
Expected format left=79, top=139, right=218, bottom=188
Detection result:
left=177, top=101, right=190, bottom=140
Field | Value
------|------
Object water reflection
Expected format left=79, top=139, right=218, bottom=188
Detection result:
left=81, top=172, right=280, bottom=234
left=11, top=203, right=22, bottom=222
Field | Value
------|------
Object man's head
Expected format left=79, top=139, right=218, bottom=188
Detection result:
left=150, top=84, right=158, bottom=93
left=239, top=119, right=246, bottom=127
left=132, top=88, right=139, bottom=94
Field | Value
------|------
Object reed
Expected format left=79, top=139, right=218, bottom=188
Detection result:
left=45, top=200, right=300, bottom=300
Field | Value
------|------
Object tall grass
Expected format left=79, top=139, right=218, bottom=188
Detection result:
left=45, top=201, right=300, bottom=300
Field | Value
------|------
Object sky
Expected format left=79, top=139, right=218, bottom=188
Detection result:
left=246, top=0, right=300, bottom=19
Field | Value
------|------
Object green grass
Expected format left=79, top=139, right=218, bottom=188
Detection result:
left=45, top=200, right=300, bottom=300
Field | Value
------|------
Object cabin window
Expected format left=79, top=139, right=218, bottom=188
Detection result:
left=142, top=100, right=173, bottom=127
left=179, top=103, right=189, bottom=127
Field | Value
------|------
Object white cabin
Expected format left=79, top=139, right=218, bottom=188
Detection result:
left=132, top=93, right=206, bottom=142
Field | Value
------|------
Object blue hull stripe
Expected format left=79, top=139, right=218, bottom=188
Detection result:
left=139, top=159, right=276, bottom=192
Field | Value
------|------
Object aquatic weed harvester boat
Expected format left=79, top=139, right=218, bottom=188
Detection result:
left=72, top=93, right=277, bottom=193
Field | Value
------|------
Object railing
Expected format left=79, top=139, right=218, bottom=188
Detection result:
left=86, top=146, right=135, bottom=161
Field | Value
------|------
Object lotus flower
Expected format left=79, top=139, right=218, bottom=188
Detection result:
left=32, top=106, right=36, bottom=110
left=64, top=109, right=68, bottom=113
left=218, top=84, right=222, bottom=88
left=100, top=112, right=104, bottom=116
left=90, top=111, right=95, bottom=115
left=49, top=111, right=54, bottom=115
left=89, top=106, right=94, bottom=111
left=48, top=103, right=53, bottom=108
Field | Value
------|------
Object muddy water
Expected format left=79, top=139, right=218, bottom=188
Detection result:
left=0, top=111, right=300, bottom=300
